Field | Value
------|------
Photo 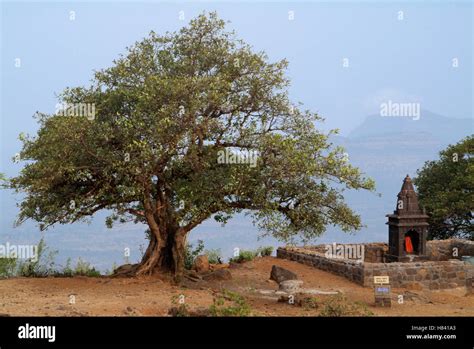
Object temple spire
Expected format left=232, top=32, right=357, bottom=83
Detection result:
left=395, top=174, right=422, bottom=215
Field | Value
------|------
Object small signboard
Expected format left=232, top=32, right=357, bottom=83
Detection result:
left=374, top=276, right=390, bottom=284
left=374, top=286, right=391, bottom=296
left=374, top=276, right=391, bottom=307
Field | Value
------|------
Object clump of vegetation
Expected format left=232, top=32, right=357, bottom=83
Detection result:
left=184, top=240, right=205, bottom=270
left=55, top=258, right=101, bottom=277
left=60, top=258, right=74, bottom=277
left=209, top=290, right=252, bottom=316
left=228, top=246, right=274, bottom=263
left=229, top=249, right=258, bottom=263
left=17, top=238, right=57, bottom=277
left=205, top=249, right=223, bottom=264
left=71, top=258, right=101, bottom=277
left=318, top=294, right=373, bottom=317
left=0, top=258, right=17, bottom=279
left=257, top=246, right=274, bottom=257
left=0, top=238, right=102, bottom=278
left=302, top=297, right=319, bottom=310
left=279, top=294, right=320, bottom=309
left=168, top=295, right=191, bottom=317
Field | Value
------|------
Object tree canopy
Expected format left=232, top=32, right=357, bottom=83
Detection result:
left=8, top=13, right=375, bottom=275
left=414, top=135, right=473, bottom=240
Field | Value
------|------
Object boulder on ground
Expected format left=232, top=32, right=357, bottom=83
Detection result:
left=202, top=269, right=232, bottom=281
left=210, top=263, right=230, bottom=271
left=113, top=263, right=137, bottom=277
left=270, top=265, right=298, bottom=284
left=278, top=280, right=304, bottom=293
left=193, top=255, right=210, bottom=273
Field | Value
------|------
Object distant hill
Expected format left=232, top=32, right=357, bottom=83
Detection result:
left=348, top=110, right=472, bottom=145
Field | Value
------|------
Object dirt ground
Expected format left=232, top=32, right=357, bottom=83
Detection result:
left=0, top=257, right=472, bottom=316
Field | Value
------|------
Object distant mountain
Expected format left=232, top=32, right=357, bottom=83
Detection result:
left=348, top=110, right=472, bottom=145
left=332, top=110, right=473, bottom=184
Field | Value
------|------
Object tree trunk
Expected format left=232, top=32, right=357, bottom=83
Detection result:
left=135, top=227, right=187, bottom=277
left=113, top=196, right=189, bottom=279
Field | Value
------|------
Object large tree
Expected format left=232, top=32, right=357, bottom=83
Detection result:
left=414, top=136, right=473, bottom=240
left=9, top=13, right=374, bottom=277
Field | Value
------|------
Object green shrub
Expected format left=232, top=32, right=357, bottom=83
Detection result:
left=318, top=294, right=373, bottom=317
left=302, top=297, right=319, bottom=310
left=0, top=239, right=102, bottom=278
left=209, top=290, right=252, bottom=317
left=205, top=249, right=223, bottom=264
left=0, top=258, right=17, bottom=278
left=17, top=238, right=57, bottom=277
left=169, top=295, right=190, bottom=317
left=229, top=249, right=258, bottom=263
left=73, top=258, right=101, bottom=277
left=60, top=258, right=74, bottom=277
left=184, top=240, right=205, bottom=270
left=53, top=257, right=101, bottom=277
left=240, top=250, right=257, bottom=262
left=257, top=246, right=274, bottom=257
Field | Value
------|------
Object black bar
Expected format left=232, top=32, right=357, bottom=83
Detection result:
left=0, top=316, right=472, bottom=348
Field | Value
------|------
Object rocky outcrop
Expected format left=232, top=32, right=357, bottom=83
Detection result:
left=278, top=280, right=304, bottom=293
left=270, top=265, right=298, bottom=284
left=193, top=255, right=210, bottom=273
left=202, top=269, right=232, bottom=281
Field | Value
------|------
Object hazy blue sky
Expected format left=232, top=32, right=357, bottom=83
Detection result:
left=1, top=1, right=472, bottom=166
left=0, top=1, right=472, bottom=268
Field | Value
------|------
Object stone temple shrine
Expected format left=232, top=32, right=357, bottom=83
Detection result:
left=385, top=175, right=429, bottom=262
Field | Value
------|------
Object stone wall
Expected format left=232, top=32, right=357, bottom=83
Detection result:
left=293, top=239, right=474, bottom=263
left=277, top=245, right=474, bottom=290
left=426, top=239, right=474, bottom=261
left=276, top=247, right=365, bottom=284
left=298, top=243, right=388, bottom=263
left=364, top=243, right=389, bottom=263
left=362, top=260, right=473, bottom=290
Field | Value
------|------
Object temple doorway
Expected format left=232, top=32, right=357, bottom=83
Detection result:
left=404, top=230, right=420, bottom=255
